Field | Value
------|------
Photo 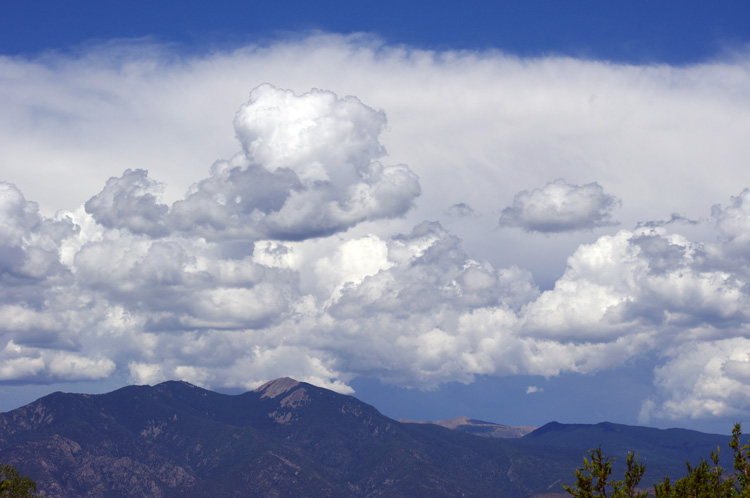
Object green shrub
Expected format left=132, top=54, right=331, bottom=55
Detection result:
left=0, top=464, right=38, bottom=497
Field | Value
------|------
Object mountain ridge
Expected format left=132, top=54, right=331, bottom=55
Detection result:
left=0, top=378, right=577, bottom=497
left=0, top=378, right=737, bottom=497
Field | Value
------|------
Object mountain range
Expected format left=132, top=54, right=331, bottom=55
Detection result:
left=0, top=378, right=735, bottom=497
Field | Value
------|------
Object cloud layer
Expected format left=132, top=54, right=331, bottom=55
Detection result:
left=3, top=35, right=750, bottom=426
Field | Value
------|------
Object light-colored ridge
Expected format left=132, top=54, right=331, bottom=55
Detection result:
left=254, top=377, right=300, bottom=399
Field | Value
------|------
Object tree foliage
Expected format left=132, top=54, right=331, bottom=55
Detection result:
left=565, top=423, right=750, bottom=498
left=0, top=464, right=38, bottom=497
left=562, top=446, right=647, bottom=498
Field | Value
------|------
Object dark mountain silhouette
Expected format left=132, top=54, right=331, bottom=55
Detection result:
left=0, top=378, right=577, bottom=497
left=522, top=420, right=733, bottom=487
left=0, top=378, right=735, bottom=497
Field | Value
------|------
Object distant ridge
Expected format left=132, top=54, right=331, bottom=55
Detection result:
left=400, top=415, right=536, bottom=438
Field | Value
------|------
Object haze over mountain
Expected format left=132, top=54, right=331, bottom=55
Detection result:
left=0, top=378, right=738, bottom=497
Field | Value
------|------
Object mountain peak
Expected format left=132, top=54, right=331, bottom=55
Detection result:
left=254, top=377, right=300, bottom=398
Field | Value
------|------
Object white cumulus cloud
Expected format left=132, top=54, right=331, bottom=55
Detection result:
left=499, top=179, right=620, bottom=233
left=170, top=84, right=421, bottom=241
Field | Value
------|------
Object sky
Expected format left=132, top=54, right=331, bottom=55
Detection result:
left=2, top=1, right=750, bottom=435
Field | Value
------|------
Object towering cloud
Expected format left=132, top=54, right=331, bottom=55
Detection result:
left=170, top=85, right=421, bottom=241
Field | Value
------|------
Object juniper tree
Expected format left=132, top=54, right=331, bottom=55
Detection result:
left=0, top=464, right=38, bottom=497
left=563, top=447, right=647, bottom=498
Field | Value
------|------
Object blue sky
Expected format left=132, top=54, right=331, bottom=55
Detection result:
left=3, top=1, right=749, bottom=62
left=2, top=1, right=750, bottom=435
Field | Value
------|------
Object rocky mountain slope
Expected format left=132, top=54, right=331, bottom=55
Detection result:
left=0, top=378, right=581, bottom=497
